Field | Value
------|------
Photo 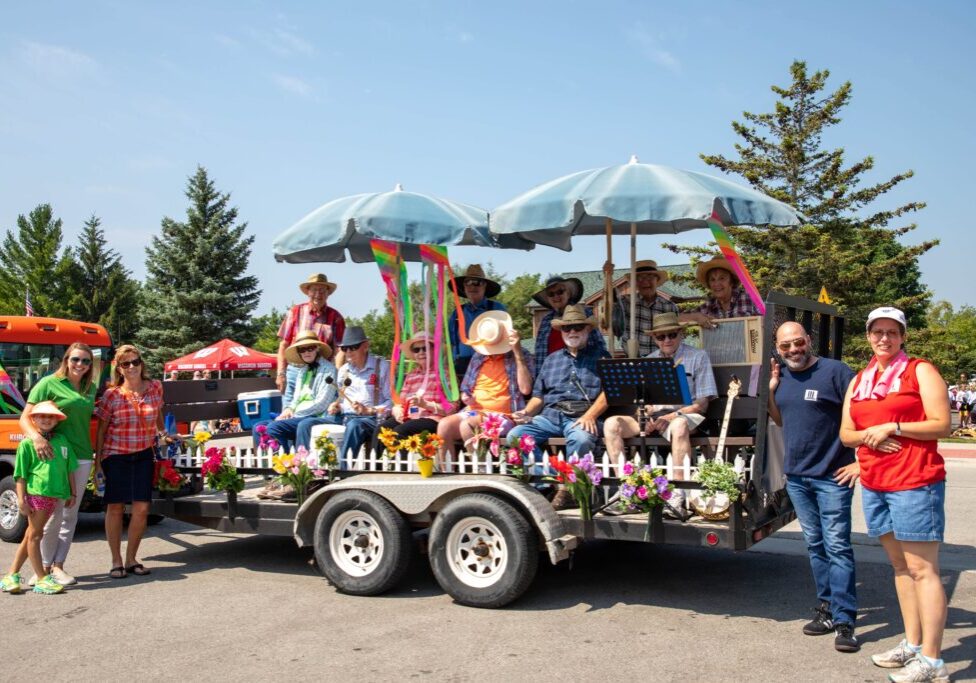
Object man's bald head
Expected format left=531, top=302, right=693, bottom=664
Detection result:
left=775, top=321, right=815, bottom=371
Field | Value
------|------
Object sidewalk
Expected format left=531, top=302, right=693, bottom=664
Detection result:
left=939, top=440, right=976, bottom=460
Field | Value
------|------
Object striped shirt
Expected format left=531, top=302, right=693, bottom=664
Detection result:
left=399, top=367, right=456, bottom=420
left=95, top=381, right=164, bottom=457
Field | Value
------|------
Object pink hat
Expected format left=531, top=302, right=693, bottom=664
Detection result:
left=32, top=401, right=67, bottom=422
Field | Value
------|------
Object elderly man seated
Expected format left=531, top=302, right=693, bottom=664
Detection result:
left=603, top=312, right=717, bottom=514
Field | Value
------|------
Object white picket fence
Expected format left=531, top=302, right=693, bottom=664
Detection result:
left=172, top=445, right=752, bottom=483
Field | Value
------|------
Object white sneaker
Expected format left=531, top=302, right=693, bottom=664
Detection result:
left=28, top=575, right=37, bottom=587
left=49, top=568, right=77, bottom=586
left=887, top=656, right=950, bottom=682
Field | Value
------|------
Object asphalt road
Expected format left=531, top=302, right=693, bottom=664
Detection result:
left=2, top=461, right=974, bottom=682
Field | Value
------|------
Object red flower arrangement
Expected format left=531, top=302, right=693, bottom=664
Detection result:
left=153, top=459, right=186, bottom=493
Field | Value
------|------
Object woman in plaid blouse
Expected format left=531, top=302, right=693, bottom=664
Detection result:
left=683, top=255, right=761, bottom=329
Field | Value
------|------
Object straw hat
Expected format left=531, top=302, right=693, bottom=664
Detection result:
left=467, top=311, right=515, bottom=356
left=450, top=264, right=501, bottom=299
left=403, top=331, right=433, bottom=361
left=299, top=273, right=338, bottom=296
left=284, top=330, right=333, bottom=364
left=695, top=256, right=736, bottom=287
left=531, top=275, right=584, bottom=309
left=551, top=304, right=599, bottom=329
left=644, top=312, right=689, bottom=335
left=634, top=260, right=669, bottom=285
left=32, top=400, right=67, bottom=422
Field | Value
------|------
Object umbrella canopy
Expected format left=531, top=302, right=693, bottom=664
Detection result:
left=164, top=339, right=277, bottom=372
left=490, top=155, right=803, bottom=250
left=274, top=184, right=532, bottom=263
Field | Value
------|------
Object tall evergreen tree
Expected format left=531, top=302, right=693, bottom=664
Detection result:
left=0, top=204, right=75, bottom=317
left=136, top=166, right=260, bottom=370
left=66, top=215, right=140, bottom=341
left=674, top=61, right=936, bottom=362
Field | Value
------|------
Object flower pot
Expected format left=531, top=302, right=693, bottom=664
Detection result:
left=226, top=489, right=238, bottom=522
left=417, top=458, right=435, bottom=478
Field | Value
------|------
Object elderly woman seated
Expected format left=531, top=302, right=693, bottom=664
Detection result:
left=682, top=255, right=761, bottom=329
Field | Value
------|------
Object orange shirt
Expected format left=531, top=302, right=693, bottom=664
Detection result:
left=471, top=356, right=511, bottom=414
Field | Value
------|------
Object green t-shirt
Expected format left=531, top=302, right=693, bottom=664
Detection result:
left=14, top=433, right=78, bottom=499
left=27, top=374, right=97, bottom=461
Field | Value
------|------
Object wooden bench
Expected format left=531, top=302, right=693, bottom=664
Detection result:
left=163, top=377, right=276, bottom=439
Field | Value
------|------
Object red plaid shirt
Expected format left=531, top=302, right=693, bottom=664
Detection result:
left=95, top=380, right=163, bottom=457
left=399, top=367, right=455, bottom=420
left=696, top=287, right=760, bottom=318
left=277, top=303, right=345, bottom=346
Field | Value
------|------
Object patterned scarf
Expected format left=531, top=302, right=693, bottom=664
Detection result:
left=852, top=350, right=909, bottom=400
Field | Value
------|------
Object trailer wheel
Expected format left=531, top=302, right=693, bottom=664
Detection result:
left=314, top=490, right=411, bottom=596
left=0, top=475, right=27, bottom=543
left=429, top=494, right=538, bottom=608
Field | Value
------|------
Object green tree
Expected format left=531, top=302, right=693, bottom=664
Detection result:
left=0, top=204, right=76, bottom=317
left=250, top=308, right=286, bottom=353
left=66, top=215, right=141, bottom=342
left=675, top=60, right=936, bottom=361
left=136, top=166, right=261, bottom=371
left=496, top=272, right=545, bottom=340
left=913, top=301, right=976, bottom=380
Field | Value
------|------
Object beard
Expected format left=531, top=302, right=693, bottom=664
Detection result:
left=782, top=348, right=813, bottom=371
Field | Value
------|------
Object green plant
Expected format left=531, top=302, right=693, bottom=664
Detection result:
left=694, top=459, right=742, bottom=499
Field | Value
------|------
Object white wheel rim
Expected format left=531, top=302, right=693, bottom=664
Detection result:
left=329, top=509, right=384, bottom=577
left=444, top=516, right=508, bottom=588
left=0, top=489, right=20, bottom=531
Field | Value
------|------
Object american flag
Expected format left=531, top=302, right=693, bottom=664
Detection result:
left=25, top=287, right=34, bottom=317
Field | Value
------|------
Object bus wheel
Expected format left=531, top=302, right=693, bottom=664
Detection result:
left=314, top=490, right=411, bottom=596
left=0, top=475, right=27, bottom=543
left=428, top=494, right=538, bottom=608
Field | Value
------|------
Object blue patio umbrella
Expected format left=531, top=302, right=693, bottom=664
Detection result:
left=490, top=156, right=803, bottom=355
left=274, top=184, right=531, bottom=263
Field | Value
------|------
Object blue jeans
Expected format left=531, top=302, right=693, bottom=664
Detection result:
left=340, top=414, right=379, bottom=461
left=786, top=474, right=857, bottom=625
left=862, top=481, right=945, bottom=542
left=507, top=413, right=600, bottom=471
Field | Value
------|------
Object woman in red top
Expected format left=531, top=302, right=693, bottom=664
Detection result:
left=94, top=345, right=170, bottom=580
left=840, top=307, right=951, bottom=680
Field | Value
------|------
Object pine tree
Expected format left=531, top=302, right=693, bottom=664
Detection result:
left=66, top=215, right=140, bottom=341
left=679, top=61, right=936, bottom=362
left=136, top=166, right=260, bottom=370
left=0, top=204, right=76, bottom=317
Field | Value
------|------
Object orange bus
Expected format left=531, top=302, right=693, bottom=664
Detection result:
left=0, top=316, right=113, bottom=540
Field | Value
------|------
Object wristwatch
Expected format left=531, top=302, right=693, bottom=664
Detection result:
left=894, top=422, right=902, bottom=436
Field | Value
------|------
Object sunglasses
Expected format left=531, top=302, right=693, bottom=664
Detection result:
left=118, top=358, right=143, bottom=369
left=297, top=346, right=320, bottom=354
left=653, top=331, right=680, bottom=342
left=868, top=329, right=901, bottom=340
left=410, top=346, right=427, bottom=354
left=340, top=341, right=365, bottom=352
left=776, top=338, right=807, bottom=352
left=464, top=279, right=485, bottom=287
left=68, top=357, right=93, bottom=366
left=561, top=324, right=587, bottom=333
left=546, top=288, right=567, bottom=297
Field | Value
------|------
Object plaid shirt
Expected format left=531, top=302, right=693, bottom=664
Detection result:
left=277, top=302, right=345, bottom=346
left=648, top=342, right=718, bottom=408
left=95, top=381, right=164, bottom=457
left=697, top=287, right=760, bottom=318
left=449, top=298, right=507, bottom=361
left=533, top=345, right=610, bottom=424
left=533, top=306, right=607, bottom=379
left=461, top=347, right=535, bottom=414
left=398, top=366, right=456, bottom=420
left=617, top=294, right=679, bottom=356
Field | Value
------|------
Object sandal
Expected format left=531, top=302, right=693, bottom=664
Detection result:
left=109, top=566, right=127, bottom=579
left=125, top=563, right=151, bottom=576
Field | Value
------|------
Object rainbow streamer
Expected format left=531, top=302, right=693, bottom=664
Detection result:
left=0, top=361, right=25, bottom=411
left=707, top=210, right=766, bottom=315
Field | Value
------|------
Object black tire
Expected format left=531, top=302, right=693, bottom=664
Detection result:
left=428, top=493, right=539, bottom=608
left=0, top=474, right=27, bottom=543
left=313, top=490, right=412, bottom=596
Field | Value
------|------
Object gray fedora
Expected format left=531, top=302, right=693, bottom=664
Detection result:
left=337, top=326, right=369, bottom=348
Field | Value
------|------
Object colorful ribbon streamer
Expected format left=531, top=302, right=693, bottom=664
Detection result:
left=707, top=210, right=766, bottom=315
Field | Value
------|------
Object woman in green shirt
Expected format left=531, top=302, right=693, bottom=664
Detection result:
left=19, top=342, right=97, bottom=586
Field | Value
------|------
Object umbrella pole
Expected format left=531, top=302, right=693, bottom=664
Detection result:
left=628, top=223, right=638, bottom=358
left=605, top=218, right=614, bottom=354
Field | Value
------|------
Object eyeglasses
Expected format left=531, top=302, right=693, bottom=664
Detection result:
left=464, top=279, right=485, bottom=287
left=546, top=288, right=567, bottom=297
left=653, top=332, right=680, bottom=342
left=340, top=342, right=365, bottom=352
left=777, top=338, right=807, bottom=352
left=561, top=324, right=587, bottom=333
left=118, top=358, right=143, bottom=369
left=869, top=329, right=901, bottom=340
left=68, top=357, right=92, bottom=366
left=410, top=346, right=427, bottom=354
left=298, top=346, right=319, bottom=354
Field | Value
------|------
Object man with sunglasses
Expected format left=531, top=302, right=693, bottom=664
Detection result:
left=767, top=321, right=859, bottom=653
left=531, top=275, right=607, bottom=380
left=603, top=313, right=716, bottom=513
left=448, top=264, right=507, bottom=378
left=276, top=273, right=346, bottom=393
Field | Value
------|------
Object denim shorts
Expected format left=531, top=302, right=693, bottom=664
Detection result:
left=861, top=480, right=946, bottom=542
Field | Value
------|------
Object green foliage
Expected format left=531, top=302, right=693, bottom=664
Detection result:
left=136, top=166, right=261, bottom=373
left=250, top=308, right=285, bottom=353
left=910, top=301, right=976, bottom=380
left=0, top=204, right=76, bottom=317
left=694, top=459, right=742, bottom=498
left=496, top=272, right=546, bottom=340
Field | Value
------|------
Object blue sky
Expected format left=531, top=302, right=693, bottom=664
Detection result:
left=1, top=1, right=972, bottom=320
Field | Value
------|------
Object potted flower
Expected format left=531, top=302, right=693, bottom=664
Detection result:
left=547, top=453, right=603, bottom=520
left=463, top=412, right=506, bottom=462
left=399, top=431, right=442, bottom=477
left=314, top=432, right=339, bottom=483
left=201, top=446, right=245, bottom=519
left=153, top=459, right=186, bottom=495
left=691, top=459, right=742, bottom=521
left=377, top=427, right=401, bottom=471
left=618, top=460, right=673, bottom=538
left=501, top=433, right=536, bottom=482
left=271, top=446, right=325, bottom=506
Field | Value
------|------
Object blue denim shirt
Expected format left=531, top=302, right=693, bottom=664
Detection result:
left=533, top=306, right=608, bottom=380
left=533, top=345, right=610, bottom=424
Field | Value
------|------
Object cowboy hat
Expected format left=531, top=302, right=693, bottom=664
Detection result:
left=645, top=312, right=689, bottom=335
left=336, top=326, right=369, bottom=348
left=467, top=310, right=515, bottom=356
left=531, top=275, right=584, bottom=309
left=31, top=400, right=66, bottom=422
left=284, top=331, right=333, bottom=364
left=299, top=273, right=338, bottom=296
left=634, top=260, right=669, bottom=285
left=449, top=264, right=501, bottom=299
left=551, top=304, right=599, bottom=329
left=694, top=256, right=737, bottom=287
left=402, top=331, right=433, bottom=361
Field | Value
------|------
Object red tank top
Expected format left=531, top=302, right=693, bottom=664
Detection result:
left=849, top=358, right=945, bottom=492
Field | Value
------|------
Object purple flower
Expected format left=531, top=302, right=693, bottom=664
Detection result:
left=661, top=489, right=672, bottom=500
left=620, top=483, right=636, bottom=498
left=643, top=464, right=653, bottom=473
left=567, top=471, right=577, bottom=483
left=636, top=485, right=648, bottom=500
left=654, top=476, right=668, bottom=489
left=590, top=470, right=603, bottom=486
left=622, top=462, right=635, bottom=476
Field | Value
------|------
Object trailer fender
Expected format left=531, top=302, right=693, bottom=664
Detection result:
left=293, top=474, right=577, bottom=564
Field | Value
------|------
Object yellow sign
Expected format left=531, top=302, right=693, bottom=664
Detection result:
left=818, top=287, right=832, bottom=304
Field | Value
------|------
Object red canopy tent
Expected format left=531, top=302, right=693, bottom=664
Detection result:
left=164, top=339, right=277, bottom=374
